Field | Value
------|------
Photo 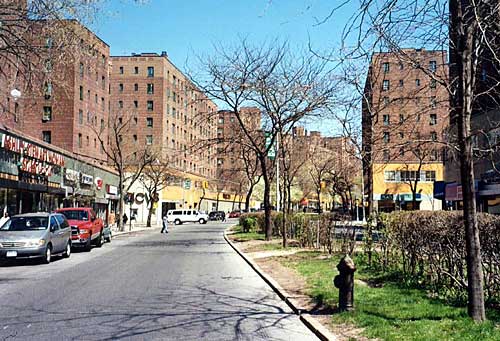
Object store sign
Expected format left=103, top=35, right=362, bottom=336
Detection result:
left=1, top=134, right=64, bottom=166
left=106, top=184, right=118, bottom=195
left=81, top=173, right=93, bottom=185
left=19, top=158, right=53, bottom=177
left=95, top=177, right=103, bottom=190
left=65, top=169, right=80, bottom=182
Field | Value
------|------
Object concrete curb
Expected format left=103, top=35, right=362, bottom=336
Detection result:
left=223, top=228, right=337, bottom=341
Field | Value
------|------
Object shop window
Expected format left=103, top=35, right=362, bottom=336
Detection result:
left=42, top=131, right=51, bottom=143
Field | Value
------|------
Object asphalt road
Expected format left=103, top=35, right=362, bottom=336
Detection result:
left=0, top=221, right=318, bottom=341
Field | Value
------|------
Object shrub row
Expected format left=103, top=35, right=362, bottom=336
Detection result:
left=378, top=211, right=500, bottom=305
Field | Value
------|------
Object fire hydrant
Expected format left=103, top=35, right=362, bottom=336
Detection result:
left=333, top=255, right=356, bottom=312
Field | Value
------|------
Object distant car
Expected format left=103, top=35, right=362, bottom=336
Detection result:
left=208, top=211, right=225, bottom=221
left=167, top=210, right=208, bottom=225
left=0, top=213, right=72, bottom=264
left=228, top=210, right=241, bottom=218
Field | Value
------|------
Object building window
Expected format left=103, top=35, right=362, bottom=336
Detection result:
left=119, top=83, right=124, bottom=92
left=430, top=79, right=437, bottom=89
left=382, top=62, right=390, bottom=73
left=383, top=132, right=390, bottom=143
left=78, top=133, right=82, bottom=148
left=119, top=66, right=124, bottom=74
left=430, top=114, right=437, bottom=125
left=42, top=131, right=51, bottom=144
left=384, top=171, right=396, bottom=182
left=44, top=81, right=52, bottom=99
left=431, top=97, right=437, bottom=108
left=415, top=79, right=421, bottom=87
left=481, top=68, right=487, bottom=81
left=79, top=62, right=84, bottom=77
left=147, top=66, right=154, bottom=77
left=134, top=100, right=138, bottom=108
left=134, top=83, right=138, bottom=91
left=42, top=106, right=52, bottom=121
left=147, top=100, right=153, bottom=111
left=399, top=132, right=404, bottom=139
left=78, top=110, right=83, bottom=124
left=134, top=66, right=139, bottom=74
left=383, top=150, right=390, bottom=161
left=429, top=60, right=437, bottom=72
left=45, top=37, right=53, bottom=49
left=431, top=131, right=437, bottom=141
left=133, top=134, right=137, bottom=142
left=86, top=135, right=89, bottom=146
left=383, top=114, right=390, bottom=126
left=425, top=170, right=436, bottom=182
left=382, top=80, right=390, bottom=91
left=399, top=62, right=404, bottom=70
left=399, top=80, right=404, bottom=87
left=100, top=119, right=104, bottom=131
left=133, top=117, right=138, bottom=125
left=400, top=147, right=405, bottom=156
left=146, top=135, right=153, bottom=145
left=79, top=86, right=83, bottom=100
left=217, top=158, right=224, bottom=165
left=147, top=83, right=154, bottom=94
left=383, top=97, right=390, bottom=106
left=399, top=114, right=404, bottom=123
left=45, top=59, right=52, bottom=72
left=102, top=76, right=105, bottom=89
left=118, top=100, right=123, bottom=109
left=146, top=117, right=153, bottom=127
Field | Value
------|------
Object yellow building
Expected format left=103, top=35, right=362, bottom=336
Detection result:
left=372, top=162, right=444, bottom=212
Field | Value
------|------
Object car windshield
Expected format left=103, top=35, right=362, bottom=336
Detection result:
left=0, top=217, right=49, bottom=231
left=60, top=210, right=89, bottom=221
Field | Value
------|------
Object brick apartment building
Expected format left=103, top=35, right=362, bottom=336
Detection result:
left=110, top=52, right=218, bottom=178
left=216, top=107, right=261, bottom=208
left=362, top=49, right=449, bottom=212
left=0, top=19, right=111, bottom=163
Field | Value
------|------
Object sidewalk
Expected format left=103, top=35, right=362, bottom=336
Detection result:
left=111, top=222, right=160, bottom=237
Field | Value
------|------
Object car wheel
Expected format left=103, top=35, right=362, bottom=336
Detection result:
left=174, top=219, right=181, bottom=225
left=199, top=218, right=206, bottom=224
left=95, top=230, right=103, bottom=248
left=43, top=245, right=52, bottom=264
left=84, top=237, right=92, bottom=252
left=63, top=241, right=71, bottom=258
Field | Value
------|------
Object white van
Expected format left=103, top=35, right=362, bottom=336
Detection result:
left=166, top=210, right=208, bottom=225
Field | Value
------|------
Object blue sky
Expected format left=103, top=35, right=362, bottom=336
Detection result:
left=92, top=0, right=359, bottom=134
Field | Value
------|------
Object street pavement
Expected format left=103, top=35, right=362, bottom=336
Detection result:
left=0, top=220, right=318, bottom=340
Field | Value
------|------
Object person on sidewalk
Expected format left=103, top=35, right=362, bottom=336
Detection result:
left=0, top=210, right=9, bottom=227
left=161, top=214, right=169, bottom=233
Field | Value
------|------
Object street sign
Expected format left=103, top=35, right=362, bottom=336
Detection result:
left=265, top=132, right=275, bottom=160
left=183, top=179, right=191, bottom=190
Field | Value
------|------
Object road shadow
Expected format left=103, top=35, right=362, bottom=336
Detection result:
left=0, top=284, right=310, bottom=340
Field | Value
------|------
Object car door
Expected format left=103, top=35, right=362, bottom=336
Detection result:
left=49, top=216, right=63, bottom=252
left=56, top=214, right=71, bottom=247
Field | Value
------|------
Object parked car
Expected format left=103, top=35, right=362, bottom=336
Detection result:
left=208, top=211, right=225, bottom=221
left=166, top=209, right=208, bottom=225
left=0, top=212, right=71, bottom=264
left=228, top=210, right=241, bottom=218
left=56, top=208, right=104, bottom=251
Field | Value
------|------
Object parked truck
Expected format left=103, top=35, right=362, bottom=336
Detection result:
left=55, top=208, right=105, bottom=251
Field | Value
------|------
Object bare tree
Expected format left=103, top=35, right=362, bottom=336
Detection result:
left=91, top=110, right=154, bottom=231
left=317, top=0, right=497, bottom=322
left=139, top=160, right=174, bottom=227
left=193, top=40, right=336, bottom=240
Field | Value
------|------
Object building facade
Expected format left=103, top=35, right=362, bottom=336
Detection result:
left=362, top=49, right=449, bottom=212
left=110, top=52, right=220, bottom=222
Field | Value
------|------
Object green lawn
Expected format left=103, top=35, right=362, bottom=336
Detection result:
left=280, top=252, right=500, bottom=341
left=228, top=225, right=266, bottom=241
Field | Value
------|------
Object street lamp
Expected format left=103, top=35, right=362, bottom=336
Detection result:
left=10, top=89, right=21, bottom=101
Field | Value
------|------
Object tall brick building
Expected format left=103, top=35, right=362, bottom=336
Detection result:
left=0, top=19, right=111, bottom=163
left=110, top=52, right=218, bottom=179
left=362, top=49, right=449, bottom=211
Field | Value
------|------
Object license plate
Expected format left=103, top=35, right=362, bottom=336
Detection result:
left=6, top=251, right=17, bottom=257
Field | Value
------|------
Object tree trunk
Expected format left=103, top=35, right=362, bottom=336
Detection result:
left=146, top=201, right=153, bottom=227
left=118, top=174, right=124, bottom=232
left=282, top=178, right=288, bottom=248
left=450, top=0, right=486, bottom=320
left=245, top=183, right=254, bottom=212
left=287, top=182, right=292, bottom=214
left=260, top=155, right=272, bottom=240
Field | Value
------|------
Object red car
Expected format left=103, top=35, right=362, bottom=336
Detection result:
left=228, top=210, right=241, bottom=218
left=55, top=208, right=104, bottom=251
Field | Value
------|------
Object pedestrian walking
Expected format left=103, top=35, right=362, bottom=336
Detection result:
left=161, top=214, right=169, bottom=233
left=122, top=213, right=128, bottom=226
left=222, top=212, right=226, bottom=222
